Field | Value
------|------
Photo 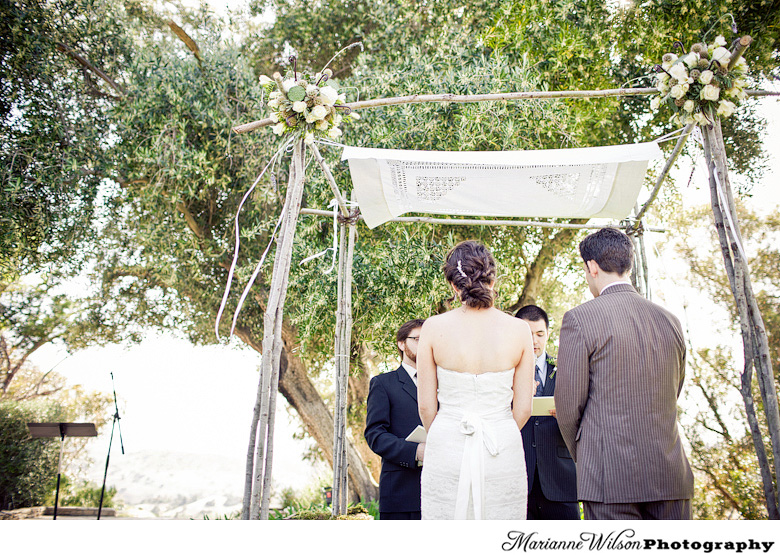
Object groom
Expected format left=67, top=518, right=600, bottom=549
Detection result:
left=555, top=228, right=694, bottom=519
left=365, top=319, right=426, bottom=520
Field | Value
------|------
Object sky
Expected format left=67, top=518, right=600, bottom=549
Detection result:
left=15, top=0, right=780, bottom=525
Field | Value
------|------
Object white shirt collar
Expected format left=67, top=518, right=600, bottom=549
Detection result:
left=535, top=352, right=547, bottom=371
left=599, top=280, right=632, bottom=295
left=402, top=362, right=417, bottom=383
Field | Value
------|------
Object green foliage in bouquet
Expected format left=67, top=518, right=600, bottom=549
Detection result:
left=652, top=35, right=748, bottom=126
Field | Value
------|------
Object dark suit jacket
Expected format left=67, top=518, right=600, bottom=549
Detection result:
left=520, top=356, right=577, bottom=503
left=555, top=283, right=694, bottom=504
left=364, top=366, right=423, bottom=513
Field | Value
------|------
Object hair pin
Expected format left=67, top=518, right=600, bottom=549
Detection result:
left=457, top=260, right=467, bottom=278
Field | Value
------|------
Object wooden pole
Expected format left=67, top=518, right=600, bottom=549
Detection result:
left=299, top=208, right=666, bottom=232
left=702, top=121, right=780, bottom=519
left=245, top=139, right=307, bottom=520
left=232, top=89, right=777, bottom=134
left=310, top=143, right=350, bottom=218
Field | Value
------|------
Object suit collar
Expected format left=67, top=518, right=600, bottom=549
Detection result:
left=396, top=365, right=417, bottom=402
left=598, top=282, right=636, bottom=296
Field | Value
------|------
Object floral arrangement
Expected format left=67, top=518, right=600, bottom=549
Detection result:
left=259, top=59, right=358, bottom=144
left=652, top=35, right=748, bottom=126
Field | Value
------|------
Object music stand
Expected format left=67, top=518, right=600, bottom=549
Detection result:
left=27, top=423, right=97, bottom=520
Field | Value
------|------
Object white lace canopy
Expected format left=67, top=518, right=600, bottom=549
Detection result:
left=342, top=142, right=662, bottom=229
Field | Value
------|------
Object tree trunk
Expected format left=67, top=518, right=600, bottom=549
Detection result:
left=509, top=223, right=587, bottom=313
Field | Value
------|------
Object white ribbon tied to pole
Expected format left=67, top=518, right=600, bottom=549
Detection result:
left=215, top=137, right=294, bottom=340
left=299, top=197, right=358, bottom=274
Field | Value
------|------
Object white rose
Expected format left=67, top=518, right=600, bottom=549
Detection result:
left=711, top=47, right=731, bottom=67
left=699, top=70, right=714, bottom=85
left=319, top=85, right=339, bottom=105
left=717, top=100, right=736, bottom=117
left=259, top=75, right=273, bottom=85
left=282, top=78, right=296, bottom=92
left=714, top=35, right=727, bottom=47
left=683, top=53, right=699, bottom=69
left=292, top=101, right=307, bottom=113
left=661, top=53, right=678, bottom=70
left=670, top=84, right=685, bottom=99
left=311, top=105, right=328, bottom=120
left=701, top=84, right=720, bottom=101
left=304, top=131, right=315, bottom=145
left=669, top=63, right=689, bottom=82
left=272, top=123, right=285, bottom=135
left=328, top=127, right=343, bottom=139
left=683, top=99, right=695, bottom=112
left=650, top=96, right=661, bottom=110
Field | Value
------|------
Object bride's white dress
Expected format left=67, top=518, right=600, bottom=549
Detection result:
left=421, top=367, right=528, bottom=520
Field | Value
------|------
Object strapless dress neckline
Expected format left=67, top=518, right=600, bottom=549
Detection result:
left=436, top=366, right=514, bottom=376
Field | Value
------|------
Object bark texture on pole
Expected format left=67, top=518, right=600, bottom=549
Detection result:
left=242, top=140, right=307, bottom=519
left=332, top=219, right=357, bottom=515
left=702, top=120, right=780, bottom=519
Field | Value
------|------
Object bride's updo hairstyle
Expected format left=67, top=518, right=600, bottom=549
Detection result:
left=444, top=240, right=496, bottom=309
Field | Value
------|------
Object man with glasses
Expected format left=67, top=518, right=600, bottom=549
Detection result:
left=365, top=319, right=426, bottom=520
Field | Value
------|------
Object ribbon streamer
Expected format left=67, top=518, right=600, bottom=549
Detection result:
left=215, top=137, right=294, bottom=339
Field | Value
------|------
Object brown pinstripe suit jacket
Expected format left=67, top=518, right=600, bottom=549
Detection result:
left=554, top=283, right=694, bottom=503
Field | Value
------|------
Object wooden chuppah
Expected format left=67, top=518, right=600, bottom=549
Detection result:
left=231, top=35, right=780, bottom=519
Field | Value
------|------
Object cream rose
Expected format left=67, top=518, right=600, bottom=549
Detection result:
left=683, top=53, right=699, bottom=69
left=669, top=64, right=689, bottom=82
left=699, top=70, right=714, bottom=85
left=711, top=47, right=731, bottom=67
left=315, top=119, right=329, bottom=131
left=311, top=105, right=329, bottom=120
left=292, top=101, right=307, bottom=113
left=701, top=84, right=720, bottom=101
left=683, top=99, right=695, bottom=113
left=319, top=85, right=339, bottom=105
left=670, top=84, right=685, bottom=99
left=717, top=100, right=736, bottom=117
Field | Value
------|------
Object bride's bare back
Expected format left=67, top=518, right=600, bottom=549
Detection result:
left=423, top=306, right=531, bottom=374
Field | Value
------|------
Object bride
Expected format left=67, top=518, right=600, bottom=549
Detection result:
left=417, top=240, right=535, bottom=520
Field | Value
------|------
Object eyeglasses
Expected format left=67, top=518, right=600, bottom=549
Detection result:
left=406, top=336, right=420, bottom=342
